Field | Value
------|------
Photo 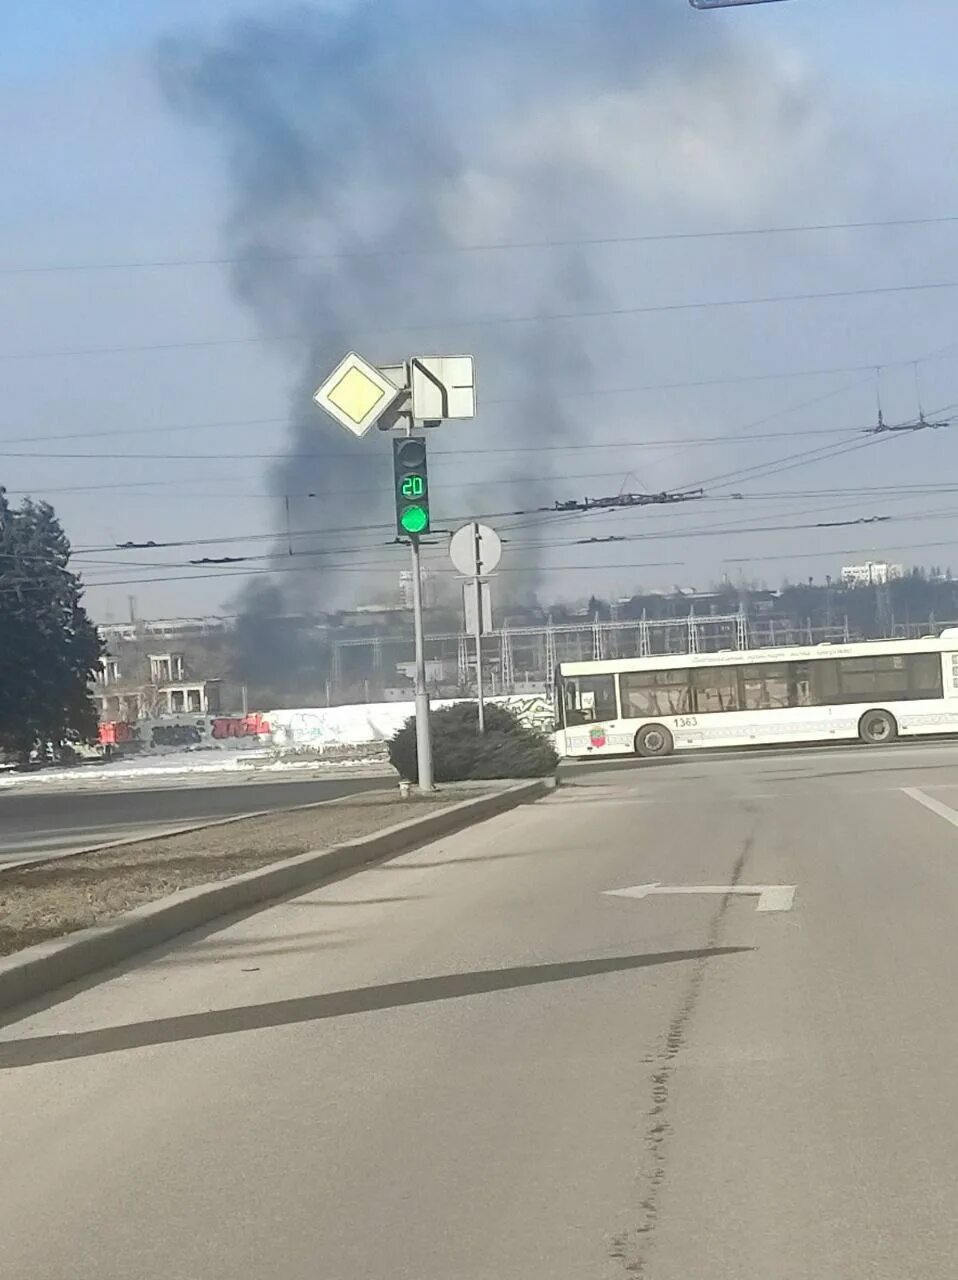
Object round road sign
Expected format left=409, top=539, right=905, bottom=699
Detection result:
left=449, top=522, right=501, bottom=576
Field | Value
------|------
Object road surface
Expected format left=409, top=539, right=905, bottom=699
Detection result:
left=0, top=775, right=391, bottom=866
left=3, top=741, right=958, bottom=1277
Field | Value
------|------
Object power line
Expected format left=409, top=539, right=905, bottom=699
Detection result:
left=0, top=426, right=868, bottom=464
left=11, top=501, right=957, bottom=595
left=745, top=483, right=958, bottom=500
left=18, top=439, right=939, bottom=501
left=0, top=422, right=874, bottom=463
left=0, top=423, right=904, bottom=476
left=489, top=451, right=945, bottom=537
left=56, top=487, right=958, bottom=566
left=4, top=341, right=957, bottom=451
left=649, top=374, right=878, bottom=482
left=62, top=539, right=958, bottom=594
left=72, top=481, right=958, bottom=559
left=70, top=540, right=396, bottom=572
left=722, top=538, right=958, bottom=567
left=0, top=466, right=654, bottom=497
left=506, top=514, right=900, bottom=551
left=676, top=405, right=945, bottom=494
left=8, top=279, right=958, bottom=362
left=685, top=433, right=896, bottom=493
left=0, top=365, right=912, bottom=449
left=4, top=213, right=957, bottom=277
left=70, top=500, right=958, bottom=579
left=6, top=412, right=954, bottom=475
left=497, top=489, right=957, bottom=550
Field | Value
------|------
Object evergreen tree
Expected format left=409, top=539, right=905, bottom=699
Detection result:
left=0, top=490, right=102, bottom=760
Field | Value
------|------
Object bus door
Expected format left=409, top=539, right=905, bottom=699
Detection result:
left=561, top=673, right=622, bottom=753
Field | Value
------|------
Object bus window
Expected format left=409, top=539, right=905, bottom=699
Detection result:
left=811, top=659, right=840, bottom=704
left=620, top=669, right=692, bottom=717
left=811, top=654, right=943, bottom=704
left=563, top=675, right=618, bottom=725
left=789, top=662, right=812, bottom=707
left=741, top=663, right=790, bottom=710
left=692, top=667, right=740, bottom=714
left=839, top=656, right=909, bottom=701
left=910, top=653, right=944, bottom=697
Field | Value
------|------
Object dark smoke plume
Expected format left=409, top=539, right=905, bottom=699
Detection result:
left=156, top=0, right=841, bottom=616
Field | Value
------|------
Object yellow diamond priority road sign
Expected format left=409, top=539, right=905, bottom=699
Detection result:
left=313, top=351, right=403, bottom=438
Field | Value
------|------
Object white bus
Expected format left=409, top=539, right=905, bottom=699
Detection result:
left=555, top=630, right=958, bottom=759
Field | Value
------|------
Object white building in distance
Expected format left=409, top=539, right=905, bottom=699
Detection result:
left=399, top=569, right=437, bottom=609
left=840, top=561, right=904, bottom=587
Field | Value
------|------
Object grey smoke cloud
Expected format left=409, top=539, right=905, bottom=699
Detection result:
left=155, top=0, right=854, bottom=608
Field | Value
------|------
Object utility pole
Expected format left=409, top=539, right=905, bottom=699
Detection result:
left=450, top=521, right=502, bottom=736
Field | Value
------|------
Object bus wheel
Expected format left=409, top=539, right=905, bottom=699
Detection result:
left=635, top=724, right=674, bottom=758
left=859, top=709, right=898, bottom=745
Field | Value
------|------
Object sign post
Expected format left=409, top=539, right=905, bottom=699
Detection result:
left=315, top=351, right=476, bottom=792
left=472, top=532, right=485, bottom=733
left=450, top=521, right=501, bottom=733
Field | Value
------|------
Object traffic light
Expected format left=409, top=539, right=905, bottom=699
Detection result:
left=393, top=436, right=430, bottom=536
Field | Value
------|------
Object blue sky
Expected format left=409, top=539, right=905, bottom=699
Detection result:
left=3, top=1, right=958, bottom=618
left=6, top=1, right=955, bottom=82
left=2, top=0, right=258, bottom=76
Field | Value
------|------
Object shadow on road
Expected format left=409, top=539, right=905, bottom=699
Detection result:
left=0, top=947, right=753, bottom=1070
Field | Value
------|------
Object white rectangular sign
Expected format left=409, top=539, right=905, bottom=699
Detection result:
left=411, top=355, right=476, bottom=422
left=463, top=582, right=492, bottom=635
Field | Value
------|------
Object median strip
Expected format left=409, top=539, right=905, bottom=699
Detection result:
left=0, top=779, right=553, bottom=1014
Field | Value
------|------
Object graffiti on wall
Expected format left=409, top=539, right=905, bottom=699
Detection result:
left=494, top=694, right=555, bottom=735
left=99, top=714, right=273, bottom=754
left=266, top=695, right=555, bottom=751
left=211, top=713, right=272, bottom=740
left=98, top=722, right=135, bottom=746
left=269, top=711, right=331, bottom=747
left=99, top=698, right=551, bottom=758
left=149, top=723, right=202, bottom=748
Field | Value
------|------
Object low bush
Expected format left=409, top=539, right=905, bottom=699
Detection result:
left=388, top=701, right=558, bottom=783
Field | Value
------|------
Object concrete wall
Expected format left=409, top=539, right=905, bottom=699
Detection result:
left=267, top=694, right=555, bottom=749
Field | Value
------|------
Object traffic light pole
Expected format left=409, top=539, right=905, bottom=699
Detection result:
left=409, top=534, right=434, bottom=791
left=405, top=417, right=435, bottom=791
left=313, top=348, right=473, bottom=800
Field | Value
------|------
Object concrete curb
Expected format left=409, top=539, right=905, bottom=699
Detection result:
left=0, top=777, right=555, bottom=1016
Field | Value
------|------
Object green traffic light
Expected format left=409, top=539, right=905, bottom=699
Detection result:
left=400, top=505, right=429, bottom=535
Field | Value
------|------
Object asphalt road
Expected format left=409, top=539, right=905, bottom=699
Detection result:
left=0, top=775, right=392, bottom=866
left=2, top=738, right=942, bottom=867
left=4, top=741, right=958, bottom=1277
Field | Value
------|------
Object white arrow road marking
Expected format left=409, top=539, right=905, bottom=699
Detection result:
left=604, top=883, right=797, bottom=913
left=901, top=786, right=958, bottom=829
